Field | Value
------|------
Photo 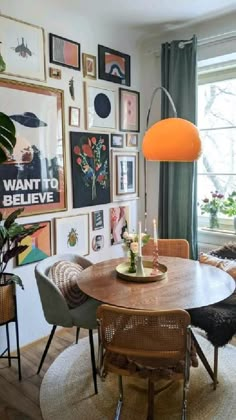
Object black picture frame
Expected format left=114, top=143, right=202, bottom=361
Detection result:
left=119, top=88, right=140, bottom=132
left=49, top=33, right=80, bottom=71
left=111, top=133, right=124, bottom=148
left=98, top=45, right=130, bottom=86
left=92, top=210, right=104, bottom=230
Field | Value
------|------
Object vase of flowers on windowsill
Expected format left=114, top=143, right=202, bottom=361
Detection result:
left=222, top=191, right=236, bottom=233
left=122, top=231, right=150, bottom=273
left=200, top=191, right=224, bottom=229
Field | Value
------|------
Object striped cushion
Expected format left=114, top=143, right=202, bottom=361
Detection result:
left=48, top=261, right=88, bottom=308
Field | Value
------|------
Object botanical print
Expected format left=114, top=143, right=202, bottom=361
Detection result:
left=0, top=79, right=66, bottom=218
left=0, top=15, right=45, bottom=81
left=110, top=206, right=129, bottom=245
left=55, top=214, right=89, bottom=255
left=70, top=132, right=110, bottom=208
left=17, top=221, right=51, bottom=266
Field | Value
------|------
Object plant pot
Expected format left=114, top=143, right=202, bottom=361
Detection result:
left=0, top=274, right=15, bottom=324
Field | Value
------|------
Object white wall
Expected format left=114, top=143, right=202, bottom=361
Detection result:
left=138, top=11, right=236, bottom=233
left=0, top=0, right=143, bottom=350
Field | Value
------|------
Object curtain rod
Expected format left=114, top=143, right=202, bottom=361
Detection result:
left=146, top=30, right=236, bottom=56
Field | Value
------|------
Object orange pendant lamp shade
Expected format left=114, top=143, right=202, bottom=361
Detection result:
left=142, top=117, right=202, bottom=162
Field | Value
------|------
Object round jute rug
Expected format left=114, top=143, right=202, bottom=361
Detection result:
left=40, top=332, right=236, bottom=420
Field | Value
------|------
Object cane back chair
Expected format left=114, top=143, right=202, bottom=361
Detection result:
left=97, top=304, right=191, bottom=420
left=35, top=253, right=101, bottom=394
left=142, top=238, right=189, bottom=259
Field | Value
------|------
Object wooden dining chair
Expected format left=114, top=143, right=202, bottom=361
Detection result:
left=142, top=238, right=190, bottom=259
left=97, top=304, right=192, bottom=420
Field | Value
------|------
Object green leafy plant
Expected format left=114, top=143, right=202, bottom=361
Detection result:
left=222, top=191, right=236, bottom=217
left=0, top=112, right=16, bottom=163
left=0, top=208, right=43, bottom=289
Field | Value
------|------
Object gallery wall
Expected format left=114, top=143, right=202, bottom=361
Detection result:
left=0, top=0, right=143, bottom=349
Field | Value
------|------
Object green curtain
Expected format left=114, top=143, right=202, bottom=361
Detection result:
left=159, top=35, right=198, bottom=259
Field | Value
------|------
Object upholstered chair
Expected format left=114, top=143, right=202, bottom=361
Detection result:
left=35, top=253, right=101, bottom=394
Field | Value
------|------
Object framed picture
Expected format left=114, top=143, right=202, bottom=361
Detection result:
left=82, top=53, right=96, bottom=79
left=55, top=214, right=89, bottom=255
left=84, top=82, right=116, bottom=131
left=92, top=234, right=104, bottom=251
left=111, top=150, right=139, bottom=201
left=92, top=210, right=104, bottom=230
left=126, top=133, right=138, bottom=148
left=98, top=45, right=130, bottom=86
left=70, top=131, right=110, bottom=208
left=119, top=88, right=140, bottom=132
left=0, top=14, right=46, bottom=81
left=69, top=107, right=80, bottom=127
left=0, top=78, right=66, bottom=218
left=49, top=33, right=80, bottom=71
left=110, top=206, right=129, bottom=245
left=49, top=67, right=61, bottom=79
left=111, top=133, right=124, bottom=148
left=16, top=221, right=51, bottom=266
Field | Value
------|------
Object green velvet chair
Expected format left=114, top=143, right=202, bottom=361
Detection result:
left=35, top=253, right=101, bottom=394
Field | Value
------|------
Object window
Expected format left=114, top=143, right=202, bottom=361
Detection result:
left=197, top=66, right=236, bottom=231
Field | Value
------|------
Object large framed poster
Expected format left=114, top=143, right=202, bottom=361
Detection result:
left=0, top=78, right=66, bottom=218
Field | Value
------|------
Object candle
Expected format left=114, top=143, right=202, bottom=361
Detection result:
left=138, top=221, right=142, bottom=256
left=153, top=219, right=158, bottom=245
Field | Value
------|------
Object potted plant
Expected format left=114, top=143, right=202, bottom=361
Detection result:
left=200, top=191, right=224, bottom=229
left=222, top=191, right=236, bottom=232
left=0, top=112, right=16, bottom=163
left=0, top=208, right=42, bottom=323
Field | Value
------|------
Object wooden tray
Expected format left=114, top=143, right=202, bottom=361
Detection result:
left=116, top=260, right=167, bottom=283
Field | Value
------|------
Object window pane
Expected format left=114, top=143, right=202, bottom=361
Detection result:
left=198, top=78, right=236, bottom=129
left=198, top=128, right=236, bottom=173
left=197, top=174, right=236, bottom=209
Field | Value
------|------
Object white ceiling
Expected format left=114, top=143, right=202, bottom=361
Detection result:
left=69, top=0, right=236, bottom=36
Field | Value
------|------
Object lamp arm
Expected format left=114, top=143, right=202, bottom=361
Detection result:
left=144, top=86, right=177, bottom=233
left=146, top=86, right=177, bottom=129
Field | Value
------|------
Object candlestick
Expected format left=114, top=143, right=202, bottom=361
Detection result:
left=151, top=242, right=159, bottom=276
left=153, top=219, right=158, bottom=245
left=138, top=221, right=142, bottom=256
left=136, top=255, right=145, bottom=277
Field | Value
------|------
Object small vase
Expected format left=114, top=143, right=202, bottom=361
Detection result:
left=128, top=250, right=136, bottom=273
left=209, top=210, right=219, bottom=229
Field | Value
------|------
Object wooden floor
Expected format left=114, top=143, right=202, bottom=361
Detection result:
left=0, top=327, right=88, bottom=420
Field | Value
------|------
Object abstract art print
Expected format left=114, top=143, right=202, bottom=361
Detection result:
left=0, top=14, right=46, bottom=81
left=55, top=214, right=89, bottom=256
left=119, top=88, right=140, bottom=132
left=70, top=132, right=110, bottom=208
left=98, top=45, right=130, bottom=86
left=16, top=221, right=51, bottom=266
left=92, top=210, right=104, bottom=230
left=84, top=82, right=116, bottom=131
left=111, top=150, right=139, bottom=201
left=110, top=206, right=129, bottom=245
left=49, top=33, right=80, bottom=70
left=0, top=78, right=66, bottom=218
left=82, top=53, right=96, bottom=79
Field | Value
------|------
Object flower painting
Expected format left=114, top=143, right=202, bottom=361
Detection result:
left=70, top=132, right=110, bottom=208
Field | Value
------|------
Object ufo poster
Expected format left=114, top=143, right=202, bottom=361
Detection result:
left=0, top=79, right=66, bottom=218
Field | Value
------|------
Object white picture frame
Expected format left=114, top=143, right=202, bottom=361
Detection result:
left=55, top=214, right=89, bottom=255
left=84, top=81, right=116, bottom=131
left=111, top=150, right=139, bottom=201
left=0, top=14, right=46, bottom=81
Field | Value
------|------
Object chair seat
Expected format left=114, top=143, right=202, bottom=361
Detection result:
left=70, top=298, right=101, bottom=330
left=188, top=291, right=236, bottom=347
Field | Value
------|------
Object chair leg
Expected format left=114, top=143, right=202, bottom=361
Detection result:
left=114, top=375, right=123, bottom=420
left=89, top=329, right=98, bottom=394
left=213, top=346, right=218, bottom=390
left=147, top=379, right=154, bottom=420
left=76, top=327, right=80, bottom=344
left=6, top=323, right=11, bottom=367
left=37, top=325, right=57, bottom=374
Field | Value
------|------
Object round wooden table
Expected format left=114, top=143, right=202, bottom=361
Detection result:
left=77, top=256, right=235, bottom=310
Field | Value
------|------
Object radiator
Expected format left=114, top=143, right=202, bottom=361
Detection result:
left=198, top=243, right=219, bottom=254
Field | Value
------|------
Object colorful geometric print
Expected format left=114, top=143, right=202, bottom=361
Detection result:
left=104, top=52, right=125, bottom=80
left=53, top=38, right=79, bottom=67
